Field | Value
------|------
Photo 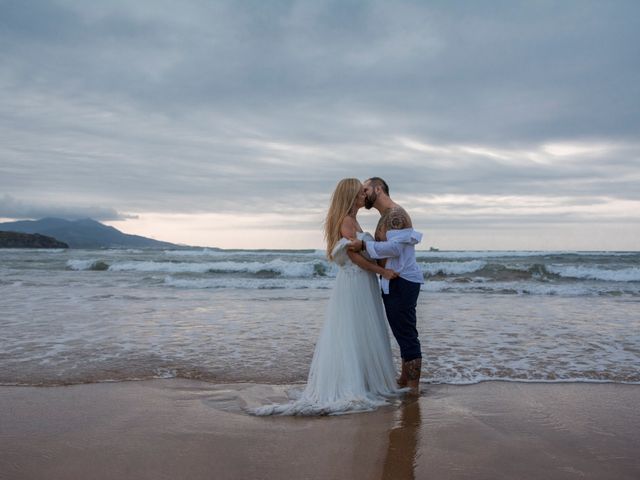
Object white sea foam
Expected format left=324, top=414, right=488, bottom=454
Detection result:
left=107, top=259, right=334, bottom=277
left=163, top=249, right=324, bottom=258
left=422, top=375, right=640, bottom=386
left=421, top=280, right=639, bottom=296
left=163, top=248, right=224, bottom=256
left=416, top=250, right=639, bottom=259
left=164, top=275, right=334, bottom=290
left=67, top=259, right=105, bottom=270
left=547, top=265, right=640, bottom=282
left=420, top=260, right=486, bottom=276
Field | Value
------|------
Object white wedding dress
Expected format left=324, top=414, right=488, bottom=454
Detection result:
left=250, top=232, right=402, bottom=416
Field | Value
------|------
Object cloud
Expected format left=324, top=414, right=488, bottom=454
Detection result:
left=0, top=194, right=137, bottom=221
left=0, top=0, right=639, bottom=248
left=2, top=1, right=639, bottom=141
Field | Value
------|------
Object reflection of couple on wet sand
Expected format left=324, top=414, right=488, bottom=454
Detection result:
left=332, top=397, right=422, bottom=480
left=252, top=177, right=424, bottom=416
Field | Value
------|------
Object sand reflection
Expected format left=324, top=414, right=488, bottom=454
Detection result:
left=381, top=397, right=422, bottom=480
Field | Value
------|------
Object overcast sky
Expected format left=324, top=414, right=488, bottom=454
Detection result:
left=1, top=0, right=639, bottom=249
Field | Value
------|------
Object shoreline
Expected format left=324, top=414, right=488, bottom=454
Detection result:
left=1, top=380, right=639, bottom=479
left=4, top=373, right=640, bottom=388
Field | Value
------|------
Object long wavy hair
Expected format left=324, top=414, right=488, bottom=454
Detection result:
left=324, top=178, right=361, bottom=260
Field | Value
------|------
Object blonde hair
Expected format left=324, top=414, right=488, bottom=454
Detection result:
left=324, top=178, right=361, bottom=260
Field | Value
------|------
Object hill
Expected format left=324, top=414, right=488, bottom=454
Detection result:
left=0, top=218, right=179, bottom=249
left=0, top=231, right=69, bottom=248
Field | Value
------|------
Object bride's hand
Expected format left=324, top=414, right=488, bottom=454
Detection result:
left=381, top=269, right=399, bottom=280
left=347, top=239, right=363, bottom=252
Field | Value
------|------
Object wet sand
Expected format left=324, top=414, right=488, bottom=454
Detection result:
left=1, top=380, right=639, bottom=480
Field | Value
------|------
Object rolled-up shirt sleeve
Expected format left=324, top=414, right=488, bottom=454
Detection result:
left=364, top=240, right=402, bottom=259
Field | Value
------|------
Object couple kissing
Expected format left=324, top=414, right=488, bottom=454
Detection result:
left=251, top=177, right=423, bottom=416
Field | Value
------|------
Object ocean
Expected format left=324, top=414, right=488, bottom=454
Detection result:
left=1, top=248, right=639, bottom=386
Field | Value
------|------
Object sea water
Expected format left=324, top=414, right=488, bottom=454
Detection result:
left=1, top=248, right=639, bottom=386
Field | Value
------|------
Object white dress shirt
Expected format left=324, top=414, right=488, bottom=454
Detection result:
left=364, top=228, right=424, bottom=294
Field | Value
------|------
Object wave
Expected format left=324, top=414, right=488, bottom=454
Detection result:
left=68, top=259, right=334, bottom=278
left=423, top=375, right=640, bottom=386
left=163, top=248, right=225, bottom=256
left=420, top=261, right=640, bottom=283
left=64, top=253, right=640, bottom=292
left=416, top=250, right=640, bottom=259
left=164, top=275, right=333, bottom=290
left=420, top=260, right=487, bottom=276
left=547, top=265, right=640, bottom=282
left=163, top=248, right=323, bottom=258
left=421, top=262, right=553, bottom=281
left=6, top=376, right=639, bottom=388
left=67, top=259, right=110, bottom=271
left=5, top=365, right=639, bottom=387
left=422, top=280, right=640, bottom=296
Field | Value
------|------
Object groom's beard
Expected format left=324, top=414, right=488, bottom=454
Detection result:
left=364, top=192, right=377, bottom=210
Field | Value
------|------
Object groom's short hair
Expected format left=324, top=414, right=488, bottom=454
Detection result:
left=367, top=177, right=389, bottom=195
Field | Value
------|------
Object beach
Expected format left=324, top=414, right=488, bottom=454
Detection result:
left=2, top=247, right=639, bottom=478
left=2, top=380, right=639, bottom=480
left=3, top=0, right=640, bottom=476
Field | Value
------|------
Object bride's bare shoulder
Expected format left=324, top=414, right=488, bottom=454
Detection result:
left=340, top=216, right=359, bottom=238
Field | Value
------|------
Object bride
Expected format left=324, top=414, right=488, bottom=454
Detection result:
left=250, top=178, right=404, bottom=416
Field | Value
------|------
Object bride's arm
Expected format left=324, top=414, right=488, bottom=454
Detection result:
left=341, top=217, right=397, bottom=279
left=346, top=249, right=398, bottom=279
left=349, top=238, right=402, bottom=259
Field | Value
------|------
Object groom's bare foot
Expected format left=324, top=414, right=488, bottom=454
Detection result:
left=397, top=362, right=408, bottom=387
left=404, top=358, right=422, bottom=395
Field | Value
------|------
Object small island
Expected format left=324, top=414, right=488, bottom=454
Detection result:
left=0, top=231, right=69, bottom=249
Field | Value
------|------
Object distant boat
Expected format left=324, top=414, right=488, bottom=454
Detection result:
left=429, top=246, right=439, bottom=252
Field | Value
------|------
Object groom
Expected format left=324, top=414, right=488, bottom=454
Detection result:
left=349, top=177, right=424, bottom=394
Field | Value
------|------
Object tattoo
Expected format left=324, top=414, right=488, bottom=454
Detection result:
left=385, top=207, right=412, bottom=230
left=374, top=216, right=386, bottom=242
left=376, top=206, right=412, bottom=241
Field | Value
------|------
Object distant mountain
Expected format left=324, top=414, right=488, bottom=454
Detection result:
left=0, top=217, right=179, bottom=249
left=0, top=231, right=69, bottom=248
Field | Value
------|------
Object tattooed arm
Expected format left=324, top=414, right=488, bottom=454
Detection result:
left=349, top=206, right=415, bottom=259
left=374, top=206, right=412, bottom=241
left=365, top=206, right=415, bottom=260
left=384, top=207, right=412, bottom=231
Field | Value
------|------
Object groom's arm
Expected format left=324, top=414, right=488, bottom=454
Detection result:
left=364, top=239, right=402, bottom=259
left=347, top=238, right=402, bottom=259
left=384, top=206, right=413, bottom=230
left=349, top=206, right=412, bottom=258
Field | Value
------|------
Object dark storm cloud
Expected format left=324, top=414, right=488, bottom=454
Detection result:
left=0, top=0, right=639, bottom=233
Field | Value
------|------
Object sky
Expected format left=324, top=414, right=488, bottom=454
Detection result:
left=1, top=0, right=639, bottom=250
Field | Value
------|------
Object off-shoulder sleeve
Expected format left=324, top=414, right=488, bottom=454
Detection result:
left=331, top=238, right=351, bottom=266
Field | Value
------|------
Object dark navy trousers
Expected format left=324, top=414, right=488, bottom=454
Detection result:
left=382, top=277, right=422, bottom=361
